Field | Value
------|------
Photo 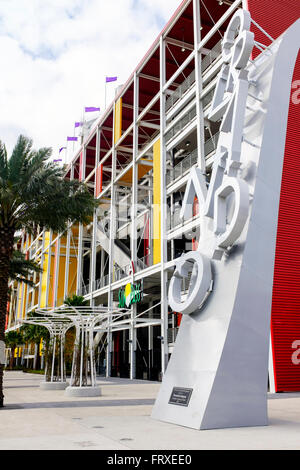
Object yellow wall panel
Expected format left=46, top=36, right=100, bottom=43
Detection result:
left=114, top=98, right=122, bottom=144
left=48, top=243, right=55, bottom=307
left=39, top=228, right=79, bottom=308
left=119, top=160, right=153, bottom=184
left=16, top=283, right=24, bottom=320
left=153, top=139, right=161, bottom=264
left=51, top=238, right=67, bottom=307
left=21, top=285, right=27, bottom=319
left=16, top=235, right=30, bottom=319
left=57, top=243, right=66, bottom=306
left=67, top=258, right=77, bottom=297
left=40, top=232, right=51, bottom=308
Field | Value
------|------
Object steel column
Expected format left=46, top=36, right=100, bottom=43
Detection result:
left=160, top=35, right=169, bottom=375
left=90, top=127, right=101, bottom=300
left=193, top=0, right=206, bottom=171
left=76, top=148, right=86, bottom=295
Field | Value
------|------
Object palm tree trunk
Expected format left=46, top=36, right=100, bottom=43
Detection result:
left=0, top=227, right=14, bottom=407
left=9, top=347, right=15, bottom=370
left=35, top=343, right=41, bottom=370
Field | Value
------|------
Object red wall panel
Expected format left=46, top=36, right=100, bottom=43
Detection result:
left=79, top=152, right=83, bottom=181
left=270, top=53, right=300, bottom=392
left=95, top=164, right=103, bottom=197
left=246, top=0, right=300, bottom=53
left=247, top=0, right=300, bottom=391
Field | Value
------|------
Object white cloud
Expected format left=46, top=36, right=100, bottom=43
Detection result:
left=0, top=0, right=179, bottom=161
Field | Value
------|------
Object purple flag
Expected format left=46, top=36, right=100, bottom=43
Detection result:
left=59, top=147, right=66, bottom=153
left=85, top=107, right=100, bottom=113
left=74, top=122, right=83, bottom=128
left=67, top=137, right=78, bottom=142
left=106, top=76, right=117, bottom=83
left=54, top=159, right=62, bottom=163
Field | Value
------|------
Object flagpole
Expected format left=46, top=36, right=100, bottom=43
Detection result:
left=82, top=107, right=85, bottom=145
left=105, top=77, right=118, bottom=111
left=73, top=124, right=75, bottom=153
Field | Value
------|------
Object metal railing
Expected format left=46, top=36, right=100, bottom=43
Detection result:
left=166, top=149, right=198, bottom=186
left=95, top=274, right=109, bottom=290
left=168, top=206, right=184, bottom=231
left=202, top=87, right=215, bottom=109
left=165, top=39, right=222, bottom=114
left=137, top=254, right=152, bottom=271
left=114, top=255, right=153, bottom=279
left=204, top=131, right=220, bottom=157
left=165, top=106, right=197, bottom=143
left=167, top=327, right=179, bottom=344
left=166, top=132, right=219, bottom=188
left=168, top=265, right=193, bottom=292
left=92, top=255, right=153, bottom=290
left=165, top=87, right=216, bottom=147
left=201, top=39, right=222, bottom=73
left=182, top=269, right=193, bottom=292
left=166, top=70, right=196, bottom=112
left=82, top=283, right=90, bottom=296
left=114, top=263, right=131, bottom=282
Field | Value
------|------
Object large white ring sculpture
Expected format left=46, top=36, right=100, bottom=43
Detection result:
left=168, top=252, right=212, bottom=315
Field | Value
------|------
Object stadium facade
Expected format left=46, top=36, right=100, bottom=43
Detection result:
left=6, top=0, right=300, bottom=393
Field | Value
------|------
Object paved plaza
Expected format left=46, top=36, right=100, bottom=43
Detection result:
left=0, top=371, right=300, bottom=450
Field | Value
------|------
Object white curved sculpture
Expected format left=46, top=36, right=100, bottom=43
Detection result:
left=152, top=12, right=300, bottom=430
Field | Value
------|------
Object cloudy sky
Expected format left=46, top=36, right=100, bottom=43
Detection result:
left=0, top=0, right=179, bottom=162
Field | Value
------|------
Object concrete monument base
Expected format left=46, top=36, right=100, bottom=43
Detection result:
left=40, top=381, right=69, bottom=390
left=65, top=385, right=102, bottom=397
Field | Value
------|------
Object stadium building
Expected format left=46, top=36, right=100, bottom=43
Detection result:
left=6, top=0, right=300, bottom=392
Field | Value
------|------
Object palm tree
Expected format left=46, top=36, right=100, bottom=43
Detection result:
left=5, top=330, right=23, bottom=369
left=0, top=135, right=97, bottom=407
left=9, top=249, right=42, bottom=287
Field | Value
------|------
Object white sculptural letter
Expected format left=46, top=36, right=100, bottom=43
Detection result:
left=153, top=12, right=300, bottom=430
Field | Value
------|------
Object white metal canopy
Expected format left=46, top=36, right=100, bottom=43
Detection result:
left=21, top=315, right=74, bottom=383
left=35, top=306, right=131, bottom=387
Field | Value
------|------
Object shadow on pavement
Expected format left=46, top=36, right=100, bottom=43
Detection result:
left=1, top=398, right=155, bottom=410
left=4, top=385, right=40, bottom=389
left=268, top=393, right=300, bottom=400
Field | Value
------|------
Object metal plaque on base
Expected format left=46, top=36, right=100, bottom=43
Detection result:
left=169, top=388, right=193, bottom=407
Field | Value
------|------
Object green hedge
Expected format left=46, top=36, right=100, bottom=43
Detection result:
left=22, top=368, right=44, bottom=375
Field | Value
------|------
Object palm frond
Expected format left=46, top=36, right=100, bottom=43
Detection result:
left=9, top=250, right=42, bottom=286
left=8, top=135, right=33, bottom=185
left=0, top=134, right=96, bottom=234
left=0, top=140, right=8, bottom=182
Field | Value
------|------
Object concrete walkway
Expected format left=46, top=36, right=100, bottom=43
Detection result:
left=1, top=371, right=300, bottom=450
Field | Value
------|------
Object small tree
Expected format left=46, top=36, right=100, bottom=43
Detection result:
left=5, top=331, right=23, bottom=369
left=64, top=294, right=88, bottom=307
left=0, top=135, right=97, bottom=407
left=64, top=294, right=88, bottom=379
left=20, top=314, right=50, bottom=370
